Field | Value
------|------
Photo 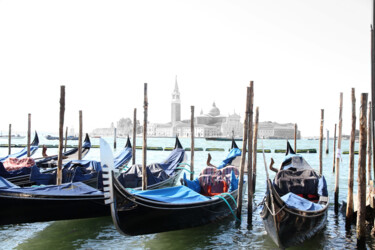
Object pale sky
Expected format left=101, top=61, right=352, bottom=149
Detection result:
left=0, top=0, right=372, bottom=137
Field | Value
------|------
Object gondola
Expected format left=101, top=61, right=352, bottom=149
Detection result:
left=104, top=138, right=242, bottom=236
left=0, top=137, right=184, bottom=225
left=0, top=138, right=132, bottom=225
left=1, top=133, right=91, bottom=187
left=260, top=142, right=329, bottom=248
left=0, top=132, right=39, bottom=162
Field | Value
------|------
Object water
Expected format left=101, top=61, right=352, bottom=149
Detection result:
left=1, top=136, right=375, bottom=249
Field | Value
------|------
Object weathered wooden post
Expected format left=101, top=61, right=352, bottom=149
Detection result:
left=357, top=93, right=368, bottom=241
left=64, top=126, right=68, bottom=153
left=368, top=101, right=372, bottom=185
left=326, top=130, right=329, bottom=154
left=132, top=108, right=137, bottom=165
left=78, top=110, right=83, bottom=160
left=114, top=127, right=117, bottom=149
left=252, top=106, right=259, bottom=195
left=27, top=113, right=31, bottom=157
left=8, top=124, right=11, bottom=155
left=335, top=93, right=343, bottom=213
left=56, top=86, right=65, bottom=185
left=142, top=83, right=148, bottom=190
left=333, top=124, right=337, bottom=172
left=236, top=86, right=250, bottom=219
left=294, top=123, right=297, bottom=151
left=346, top=88, right=356, bottom=224
left=190, top=106, right=195, bottom=181
left=319, top=109, right=324, bottom=175
left=247, top=81, right=254, bottom=224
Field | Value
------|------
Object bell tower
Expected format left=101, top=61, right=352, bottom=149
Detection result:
left=171, top=76, right=181, bottom=124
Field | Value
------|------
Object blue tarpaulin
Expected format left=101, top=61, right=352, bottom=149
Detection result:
left=158, top=148, right=185, bottom=175
left=0, top=178, right=103, bottom=196
left=217, top=148, right=241, bottom=169
left=0, top=145, right=39, bottom=162
left=0, top=176, right=19, bottom=189
left=130, top=185, right=209, bottom=203
left=281, top=192, right=323, bottom=211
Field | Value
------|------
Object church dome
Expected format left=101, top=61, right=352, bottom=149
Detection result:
left=208, top=102, right=220, bottom=116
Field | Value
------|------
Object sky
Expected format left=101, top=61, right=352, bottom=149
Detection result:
left=0, top=0, right=372, bottom=137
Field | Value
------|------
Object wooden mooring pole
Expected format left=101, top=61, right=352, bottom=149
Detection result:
left=346, top=88, right=356, bottom=224
left=325, top=129, right=329, bottom=154
left=132, top=108, right=137, bottom=165
left=319, top=109, right=324, bottom=175
left=236, top=86, right=250, bottom=219
left=56, top=86, right=65, bottom=185
left=294, top=123, right=297, bottom=152
left=252, top=106, right=259, bottom=195
left=114, top=127, right=117, bottom=149
left=335, top=93, right=343, bottom=213
left=64, top=126, right=68, bottom=153
left=190, top=106, right=195, bottom=181
left=368, top=101, right=372, bottom=185
left=27, top=113, right=31, bottom=157
left=247, top=81, right=254, bottom=224
left=357, top=93, right=368, bottom=241
left=333, top=124, right=337, bottom=172
left=78, top=110, right=82, bottom=160
left=8, top=124, right=11, bottom=155
left=142, top=83, right=148, bottom=190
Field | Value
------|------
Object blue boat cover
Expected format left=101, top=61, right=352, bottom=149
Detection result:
left=281, top=192, right=323, bottom=211
left=158, top=148, right=185, bottom=175
left=130, top=185, right=209, bottom=203
left=0, top=179, right=103, bottom=196
left=0, top=162, right=31, bottom=178
left=0, top=176, right=19, bottom=189
left=30, top=145, right=132, bottom=186
left=318, top=176, right=328, bottom=197
left=217, top=148, right=241, bottom=169
left=0, top=145, right=39, bottom=162
left=118, top=148, right=185, bottom=188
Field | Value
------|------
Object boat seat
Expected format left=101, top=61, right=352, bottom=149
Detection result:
left=198, top=166, right=239, bottom=196
left=274, top=169, right=320, bottom=201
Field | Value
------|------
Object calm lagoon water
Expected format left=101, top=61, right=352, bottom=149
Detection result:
left=0, top=136, right=375, bottom=249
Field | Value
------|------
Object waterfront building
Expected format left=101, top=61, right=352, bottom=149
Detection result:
left=258, top=121, right=301, bottom=139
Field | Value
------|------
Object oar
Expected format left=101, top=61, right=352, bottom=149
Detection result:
left=261, top=138, right=280, bottom=242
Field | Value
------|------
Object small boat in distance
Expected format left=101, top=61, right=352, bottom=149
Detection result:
left=0, top=134, right=26, bottom=139
left=260, top=141, right=329, bottom=248
left=45, top=135, right=79, bottom=140
left=205, top=137, right=242, bottom=141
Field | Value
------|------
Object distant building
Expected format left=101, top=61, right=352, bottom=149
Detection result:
left=147, top=78, right=243, bottom=138
left=258, top=121, right=301, bottom=139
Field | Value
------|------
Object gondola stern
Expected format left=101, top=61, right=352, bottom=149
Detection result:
left=31, top=131, right=39, bottom=146
left=174, top=136, right=183, bottom=149
left=83, top=133, right=91, bottom=148
left=286, top=140, right=296, bottom=155
left=231, top=138, right=239, bottom=149
left=125, top=136, right=132, bottom=148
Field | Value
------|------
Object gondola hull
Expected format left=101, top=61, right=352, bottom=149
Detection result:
left=260, top=180, right=328, bottom=248
left=0, top=193, right=108, bottom=225
left=110, top=173, right=238, bottom=236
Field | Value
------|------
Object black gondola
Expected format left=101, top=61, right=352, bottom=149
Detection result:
left=104, top=138, right=243, bottom=236
left=0, top=137, right=184, bottom=226
left=260, top=142, right=329, bottom=248
left=3, top=133, right=92, bottom=186
left=0, top=131, right=39, bottom=162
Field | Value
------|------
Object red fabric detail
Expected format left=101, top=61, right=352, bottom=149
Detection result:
left=3, top=157, right=35, bottom=171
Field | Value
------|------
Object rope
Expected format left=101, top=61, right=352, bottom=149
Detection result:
left=264, top=200, right=326, bottom=218
left=176, top=166, right=195, bottom=174
left=214, top=193, right=241, bottom=222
